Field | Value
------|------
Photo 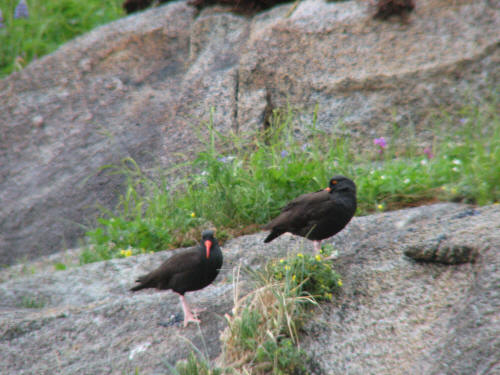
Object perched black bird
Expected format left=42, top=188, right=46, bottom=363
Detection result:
left=131, top=230, right=223, bottom=327
left=264, top=176, right=357, bottom=251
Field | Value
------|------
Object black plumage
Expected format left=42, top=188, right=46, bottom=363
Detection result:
left=264, top=176, right=357, bottom=251
left=131, top=230, right=223, bottom=327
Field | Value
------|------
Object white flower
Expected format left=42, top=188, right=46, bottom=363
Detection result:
left=420, top=159, right=428, bottom=166
left=403, top=178, right=410, bottom=184
left=452, top=167, right=459, bottom=172
left=452, top=159, right=462, bottom=165
left=380, top=175, right=386, bottom=180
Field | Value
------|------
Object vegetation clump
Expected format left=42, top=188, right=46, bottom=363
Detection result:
left=81, top=100, right=500, bottom=264
left=218, top=248, right=341, bottom=374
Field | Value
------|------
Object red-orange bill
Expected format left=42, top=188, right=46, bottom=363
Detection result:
left=204, top=240, right=212, bottom=258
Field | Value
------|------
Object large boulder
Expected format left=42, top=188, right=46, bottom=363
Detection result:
left=0, top=203, right=499, bottom=374
left=1, top=0, right=499, bottom=264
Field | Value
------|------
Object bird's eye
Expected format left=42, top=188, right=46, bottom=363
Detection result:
left=331, top=180, right=337, bottom=185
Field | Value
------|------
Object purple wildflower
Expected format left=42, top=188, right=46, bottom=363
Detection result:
left=0, top=9, right=4, bottom=28
left=373, top=137, right=387, bottom=154
left=423, top=147, right=434, bottom=159
left=217, top=156, right=228, bottom=163
left=280, top=150, right=289, bottom=158
left=14, top=0, right=29, bottom=19
left=301, top=143, right=309, bottom=151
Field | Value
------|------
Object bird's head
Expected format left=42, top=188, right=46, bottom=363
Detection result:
left=201, top=229, right=216, bottom=259
left=325, top=175, right=356, bottom=194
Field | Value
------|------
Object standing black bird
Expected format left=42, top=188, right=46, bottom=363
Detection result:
left=264, top=176, right=357, bottom=251
left=130, top=230, right=223, bottom=327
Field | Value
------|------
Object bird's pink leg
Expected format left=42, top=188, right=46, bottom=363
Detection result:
left=313, top=240, right=322, bottom=252
left=178, top=294, right=201, bottom=327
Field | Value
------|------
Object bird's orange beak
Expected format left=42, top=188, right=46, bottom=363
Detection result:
left=204, top=240, right=212, bottom=259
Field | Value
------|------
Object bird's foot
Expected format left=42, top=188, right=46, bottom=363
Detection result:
left=179, top=294, right=202, bottom=327
left=183, top=312, right=201, bottom=327
left=313, top=240, right=322, bottom=253
left=191, top=306, right=206, bottom=316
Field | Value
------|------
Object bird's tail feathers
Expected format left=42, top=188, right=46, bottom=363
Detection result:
left=264, top=229, right=283, bottom=243
left=130, top=275, right=153, bottom=292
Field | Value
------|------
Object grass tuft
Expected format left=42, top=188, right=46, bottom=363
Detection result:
left=174, top=352, right=223, bottom=375
left=219, top=248, right=341, bottom=374
left=18, top=295, right=47, bottom=308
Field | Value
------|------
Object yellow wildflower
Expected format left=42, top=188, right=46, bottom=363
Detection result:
left=337, top=279, right=343, bottom=287
left=315, top=255, right=322, bottom=261
left=190, top=212, right=196, bottom=218
left=279, top=259, right=284, bottom=263
left=377, top=204, right=384, bottom=210
left=297, top=253, right=304, bottom=258
left=292, top=275, right=296, bottom=282
left=285, top=265, right=291, bottom=271
left=324, top=292, right=333, bottom=301
left=120, top=249, right=132, bottom=257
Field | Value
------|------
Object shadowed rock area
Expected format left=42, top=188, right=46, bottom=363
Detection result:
left=1, top=203, right=499, bottom=374
left=1, top=0, right=499, bottom=264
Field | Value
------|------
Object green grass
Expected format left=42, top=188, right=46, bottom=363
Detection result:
left=18, top=295, right=47, bottom=308
left=0, top=0, right=124, bottom=78
left=80, top=98, right=500, bottom=264
left=267, top=245, right=343, bottom=302
left=53, top=262, right=67, bottom=271
left=173, top=352, right=223, bottom=375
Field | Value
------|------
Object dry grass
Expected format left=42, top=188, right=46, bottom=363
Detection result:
left=218, top=265, right=315, bottom=374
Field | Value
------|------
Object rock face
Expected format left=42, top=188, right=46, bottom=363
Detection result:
left=1, top=0, right=499, bottom=264
left=302, top=203, right=500, bottom=375
left=0, top=203, right=499, bottom=374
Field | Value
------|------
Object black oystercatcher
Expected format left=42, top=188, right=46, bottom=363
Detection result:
left=264, top=176, right=357, bottom=251
left=130, top=230, right=223, bottom=327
